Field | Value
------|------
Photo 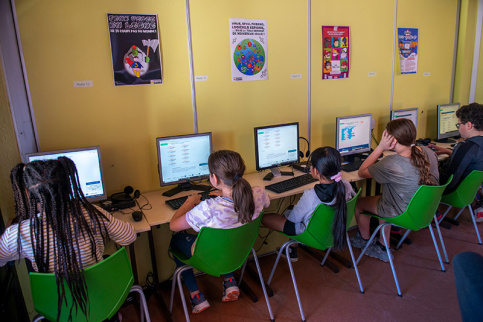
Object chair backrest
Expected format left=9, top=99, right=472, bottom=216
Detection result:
left=187, top=213, right=263, bottom=276
left=290, top=188, right=361, bottom=250
left=441, top=170, right=483, bottom=208
left=387, top=176, right=452, bottom=231
left=30, top=247, right=134, bottom=322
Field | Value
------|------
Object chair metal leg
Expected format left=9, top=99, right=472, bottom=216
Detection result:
left=356, top=223, right=384, bottom=265
left=131, top=285, right=151, bottom=322
left=438, top=204, right=452, bottom=224
left=321, top=247, right=331, bottom=266
left=251, top=249, right=275, bottom=321
left=380, top=224, right=402, bottom=297
left=32, top=315, right=44, bottom=322
left=346, top=233, right=364, bottom=294
left=428, top=224, right=446, bottom=272
left=453, top=207, right=466, bottom=221
left=239, top=260, right=248, bottom=285
left=434, top=214, right=449, bottom=264
left=285, top=245, right=306, bottom=321
left=170, top=265, right=193, bottom=322
left=268, top=240, right=296, bottom=285
left=396, top=229, right=411, bottom=249
left=170, top=266, right=183, bottom=313
left=469, top=205, right=483, bottom=245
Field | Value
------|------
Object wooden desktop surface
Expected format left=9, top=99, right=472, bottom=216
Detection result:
left=115, top=141, right=453, bottom=232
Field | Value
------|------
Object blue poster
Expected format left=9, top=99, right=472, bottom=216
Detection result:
left=397, top=28, right=418, bottom=74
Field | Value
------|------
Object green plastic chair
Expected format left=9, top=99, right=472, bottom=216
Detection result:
left=30, top=247, right=150, bottom=322
left=439, top=171, right=483, bottom=252
left=267, top=189, right=362, bottom=322
left=356, top=178, right=451, bottom=297
left=169, top=213, right=274, bottom=322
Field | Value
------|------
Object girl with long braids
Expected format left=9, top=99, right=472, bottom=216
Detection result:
left=0, top=157, right=136, bottom=320
left=262, top=147, right=356, bottom=261
left=169, top=150, right=270, bottom=314
left=350, top=118, right=439, bottom=262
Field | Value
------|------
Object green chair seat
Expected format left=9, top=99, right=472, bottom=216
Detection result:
left=30, top=247, right=150, bottom=322
left=169, top=213, right=274, bottom=322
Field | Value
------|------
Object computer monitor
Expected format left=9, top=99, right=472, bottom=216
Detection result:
left=156, top=132, right=213, bottom=197
left=437, top=103, right=460, bottom=143
left=26, top=146, right=107, bottom=202
left=391, top=108, right=418, bottom=129
left=254, top=122, right=299, bottom=176
left=336, top=114, right=372, bottom=159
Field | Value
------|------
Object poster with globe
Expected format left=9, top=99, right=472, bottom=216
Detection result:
left=107, top=13, right=163, bottom=86
left=230, top=18, right=268, bottom=81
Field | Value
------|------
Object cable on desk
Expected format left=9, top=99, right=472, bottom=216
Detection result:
left=371, top=130, right=379, bottom=145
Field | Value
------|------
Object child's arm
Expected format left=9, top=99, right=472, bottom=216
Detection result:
left=358, top=130, right=396, bottom=178
left=170, top=194, right=201, bottom=232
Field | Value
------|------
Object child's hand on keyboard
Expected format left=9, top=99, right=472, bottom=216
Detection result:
left=185, top=194, right=202, bottom=207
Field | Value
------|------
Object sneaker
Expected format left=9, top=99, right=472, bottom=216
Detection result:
left=365, top=242, right=394, bottom=263
left=349, top=232, right=371, bottom=249
left=222, top=277, right=240, bottom=302
left=190, top=292, right=210, bottom=314
left=279, top=246, right=298, bottom=262
left=475, top=207, right=483, bottom=223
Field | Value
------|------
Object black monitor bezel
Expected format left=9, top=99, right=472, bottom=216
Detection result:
left=254, top=122, right=300, bottom=172
left=336, top=113, right=373, bottom=157
left=25, top=146, right=107, bottom=202
left=437, top=103, right=460, bottom=141
left=156, top=132, right=213, bottom=187
left=390, top=107, right=419, bottom=129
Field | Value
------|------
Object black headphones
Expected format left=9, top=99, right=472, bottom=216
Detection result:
left=299, top=137, right=310, bottom=159
left=111, top=186, right=140, bottom=203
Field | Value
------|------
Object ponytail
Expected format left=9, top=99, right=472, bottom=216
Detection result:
left=331, top=180, right=347, bottom=250
left=409, top=146, right=438, bottom=186
left=232, top=177, right=255, bottom=224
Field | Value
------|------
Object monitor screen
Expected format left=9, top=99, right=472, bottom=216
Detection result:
left=391, top=108, right=418, bottom=129
left=336, top=114, right=372, bottom=156
left=438, top=103, right=460, bottom=140
left=156, top=133, right=212, bottom=186
left=254, top=122, right=299, bottom=171
left=26, top=146, right=107, bottom=202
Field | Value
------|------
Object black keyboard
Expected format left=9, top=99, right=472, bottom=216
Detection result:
left=165, top=191, right=216, bottom=210
left=265, top=173, right=317, bottom=194
left=341, top=160, right=364, bottom=172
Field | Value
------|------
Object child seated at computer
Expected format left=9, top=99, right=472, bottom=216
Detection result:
left=351, top=118, right=439, bottom=262
left=169, top=150, right=270, bottom=314
left=262, top=147, right=356, bottom=261
left=0, top=157, right=136, bottom=321
left=428, top=102, right=483, bottom=195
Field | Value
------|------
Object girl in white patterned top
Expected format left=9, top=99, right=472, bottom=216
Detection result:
left=170, top=150, right=270, bottom=314
left=0, top=157, right=136, bottom=321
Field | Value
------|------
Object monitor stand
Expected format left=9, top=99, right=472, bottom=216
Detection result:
left=342, top=153, right=367, bottom=163
left=162, top=181, right=212, bottom=197
left=270, top=167, right=294, bottom=177
left=434, top=137, right=458, bottom=143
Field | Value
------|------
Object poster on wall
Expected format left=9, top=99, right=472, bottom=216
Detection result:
left=322, top=26, right=350, bottom=80
left=229, top=18, right=268, bottom=81
left=398, top=28, right=418, bottom=74
left=107, top=13, right=162, bottom=86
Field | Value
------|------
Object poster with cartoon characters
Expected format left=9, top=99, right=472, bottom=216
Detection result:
left=322, top=26, right=350, bottom=80
left=398, top=28, right=418, bottom=74
left=230, top=18, right=268, bottom=81
left=107, top=13, right=162, bottom=86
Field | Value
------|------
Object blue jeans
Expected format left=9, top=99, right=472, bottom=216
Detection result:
left=453, top=251, right=483, bottom=321
left=170, top=232, right=234, bottom=294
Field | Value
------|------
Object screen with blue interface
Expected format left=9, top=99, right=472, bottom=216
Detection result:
left=438, top=103, right=460, bottom=140
left=157, top=133, right=212, bottom=186
left=254, top=122, right=299, bottom=171
left=336, top=114, right=372, bottom=156
left=26, top=146, right=106, bottom=201
left=391, top=108, right=418, bottom=129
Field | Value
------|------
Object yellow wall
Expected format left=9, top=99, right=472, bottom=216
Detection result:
left=13, top=0, right=463, bottom=287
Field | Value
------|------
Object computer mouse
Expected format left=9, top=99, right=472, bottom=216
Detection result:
left=132, top=211, right=143, bottom=222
